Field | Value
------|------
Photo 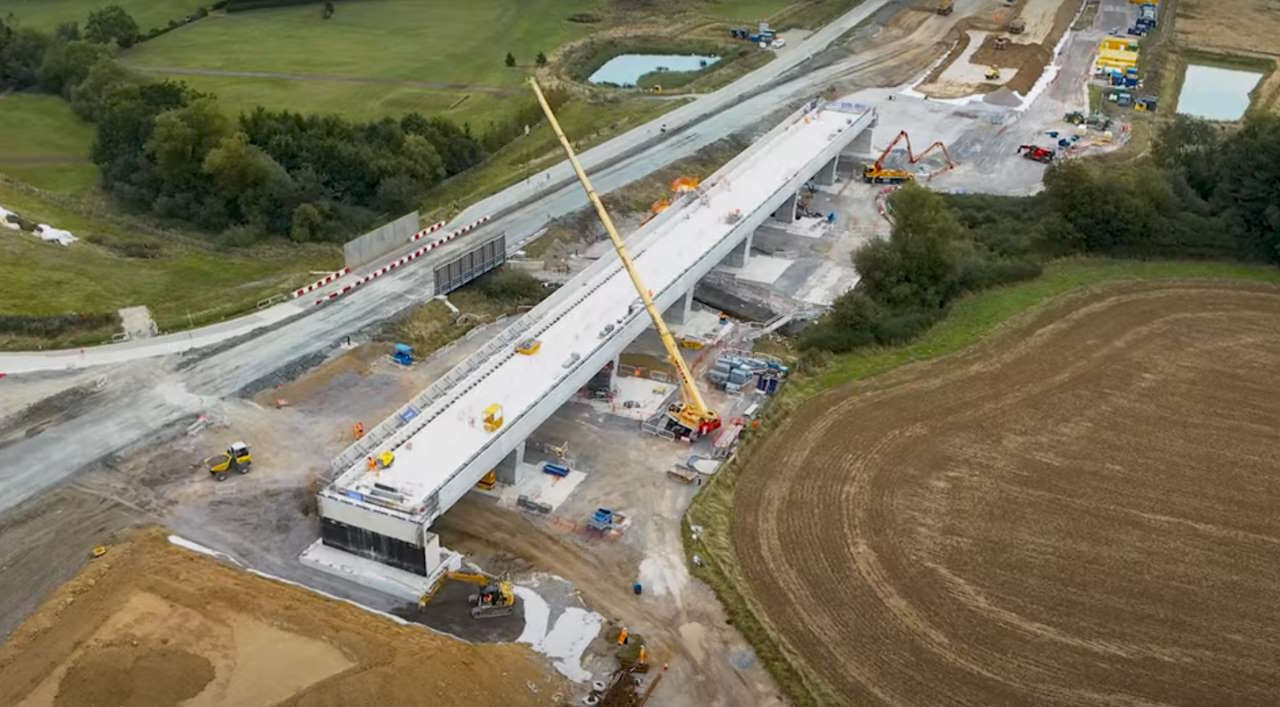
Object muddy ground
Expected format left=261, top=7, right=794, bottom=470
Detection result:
left=0, top=530, right=566, bottom=707
left=731, top=282, right=1280, bottom=705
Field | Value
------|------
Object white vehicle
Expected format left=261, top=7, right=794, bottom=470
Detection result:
left=772, top=38, right=786, bottom=49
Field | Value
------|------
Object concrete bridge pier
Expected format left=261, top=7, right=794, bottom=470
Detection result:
left=664, top=288, right=695, bottom=324
left=721, top=228, right=754, bottom=268
left=494, top=440, right=526, bottom=485
left=816, top=154, right=840, bottom=186
left=771, top=192, right=798, bottom=224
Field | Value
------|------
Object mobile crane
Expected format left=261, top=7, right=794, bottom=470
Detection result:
left=529, top=79, right=720, bottom=439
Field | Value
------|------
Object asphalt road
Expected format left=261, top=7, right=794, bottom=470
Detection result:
left=0, top=0, right=912, bottom=514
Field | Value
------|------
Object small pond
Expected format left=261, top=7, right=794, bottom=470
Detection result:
left=1176, top=64, right=1263, bottom=121
left=588, top=53, right=720, bottom=87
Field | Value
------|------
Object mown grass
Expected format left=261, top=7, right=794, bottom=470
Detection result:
left=0, top=0, right=204, bottom=31
left=685, top=257, right=1280, bottom=707
left=122, top=0, right=601, bottom=105
left=0, top=93, right=98, bottom=194
left=420, top=94, right=685, bottom=220
left=0, top=178, right=338, bottom=349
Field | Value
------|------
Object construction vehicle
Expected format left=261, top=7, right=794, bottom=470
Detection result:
left=985, top=66, right=1001, bottom=80
left=391, top=343, right=413, bottom=366
left=1017, top=144, right=1055, bottom=163
left=530, top=78, right=720, bottom=439
left=1009, top=17, right=1026, bottom=34
left=207, top=442, right=252, bottom=481
left=419, top=571, right=516, bottom=619
left=515, top=337, right=541, bottom=355
left=862, top=130, right=956, bottom=184
left=993, top=36, right=1010, bottom=50
left=936, top=0, right=953, bottom=15
left=482, top=403, right=504, bottom=432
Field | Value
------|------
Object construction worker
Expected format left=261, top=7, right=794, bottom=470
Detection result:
left=366, top=456, right=376, bottom=471
left=353, top=422, right=365, bottom=440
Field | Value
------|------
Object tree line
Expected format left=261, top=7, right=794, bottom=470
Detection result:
left=802, top=114, right=1280, bottom=355
left=2, top=9, right=567, bottom=244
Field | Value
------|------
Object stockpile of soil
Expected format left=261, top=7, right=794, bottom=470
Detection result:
left=971, top=37, right=1053, bottom=95
left=731, top=282, right=1280, bottom=705
left=0, top=529, right=567, bottom=707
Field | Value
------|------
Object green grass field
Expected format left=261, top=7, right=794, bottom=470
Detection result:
left=0, top=93, right=99, bottom=194
left=0, top=178, right=338, bottom=348
left=685, top=257, right=1280, bottom=706
left=0, top=0, right=204, bottom=32
left=120, top=0, right=600, bottom=122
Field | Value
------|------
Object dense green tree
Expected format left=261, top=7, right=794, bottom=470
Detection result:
left=85, top=5, right=139, bottom=48
left=37, top=39, right=107, bottom=96
left=55, top=21, right=80, bottom=41
left=536, top=51, right=547, bottom=66
left=505, top=52, right=515, bottom=68
left=0, top=25, right=50, bottom=88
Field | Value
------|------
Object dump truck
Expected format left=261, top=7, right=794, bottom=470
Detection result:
left=206, top=442, right=252, bottom=481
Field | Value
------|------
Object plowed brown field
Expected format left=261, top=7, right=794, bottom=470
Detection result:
left=732, top=282, right=1280, bottom=706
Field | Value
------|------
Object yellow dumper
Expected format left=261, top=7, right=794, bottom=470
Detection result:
left=207, top=442, right=252, bottom=482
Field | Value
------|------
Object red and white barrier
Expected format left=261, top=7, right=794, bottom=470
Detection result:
left=293, top=267, right=351, bottom=298
left=313, top=215, right=492, bottom=306
left=409, top=220, right=447, bottom=242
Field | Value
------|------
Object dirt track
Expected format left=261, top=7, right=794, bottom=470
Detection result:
left=0, top=530, right=566, bottom=707
left=731, top=282, right=1280, bottom=705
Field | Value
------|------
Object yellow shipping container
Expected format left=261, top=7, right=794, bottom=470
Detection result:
left=1099, top=36, right=1139, bottom=52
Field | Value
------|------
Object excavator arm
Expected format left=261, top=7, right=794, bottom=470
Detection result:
left=529, top=79, right=718, bottom=436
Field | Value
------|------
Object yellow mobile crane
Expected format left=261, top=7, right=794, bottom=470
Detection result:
left=529, top=79, right=720, bottom=438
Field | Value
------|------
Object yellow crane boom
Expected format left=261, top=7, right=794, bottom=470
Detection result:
left=528, top=79, right=719, bottom=437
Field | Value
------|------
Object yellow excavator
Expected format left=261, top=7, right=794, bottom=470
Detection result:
left=530, top=78, right=720, bottom=439
left=419, top=570, right=516, bottom=619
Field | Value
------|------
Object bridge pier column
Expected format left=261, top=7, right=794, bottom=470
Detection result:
left=722, top=229, right=754, bottom=268
left=664, top=288, right=694, bottom=325
left=771, top=192, right=797, bottom=224
left=494, top=440, right=526, bottom=485
left=846, top=126, right=873, bottom=156
left=608, top=353, right=620, bottom=391
left=816, top=155, right=839, bottom=186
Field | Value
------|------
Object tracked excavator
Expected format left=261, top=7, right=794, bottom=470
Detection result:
left=419, top=571, right=516, bottom=619
left=530, top=79, right=720, bottom=439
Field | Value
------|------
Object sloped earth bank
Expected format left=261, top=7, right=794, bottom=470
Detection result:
left=0, top=529, right=567, bottom=707
left=731, top=282, right=1280, bottom=705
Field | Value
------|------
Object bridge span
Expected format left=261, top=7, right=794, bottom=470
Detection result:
left=316, top=100, right=876, bottom=578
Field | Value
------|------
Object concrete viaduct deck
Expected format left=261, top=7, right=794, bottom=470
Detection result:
left=316, top=100, right=875, bottom=577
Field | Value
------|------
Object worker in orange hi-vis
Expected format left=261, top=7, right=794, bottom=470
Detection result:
left=617, top=627, right=628, bottom=645
left=366, top=456, right=376, bottom=471
left=353, top=422, right=365, bottom=440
